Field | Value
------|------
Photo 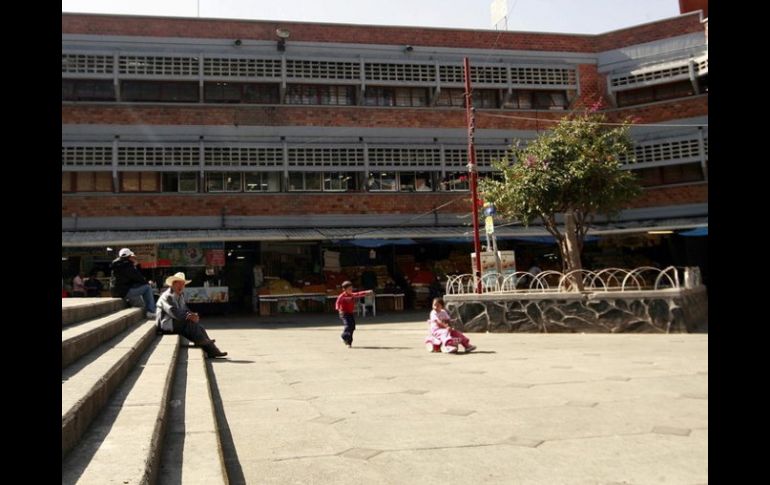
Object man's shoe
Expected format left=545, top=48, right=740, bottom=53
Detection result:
left=464, top=345, right=477, bottom=353
left=192, top=339, right=216, bottom=347
left=146, top=311, right=156, bottom=319
left=208, top=350, right=228, bottom=358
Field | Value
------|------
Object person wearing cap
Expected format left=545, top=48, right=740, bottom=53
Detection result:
left=156, top=272, right=227, bottom=358
left=110, top=248, right=156, bottom=319
left=334, top=281, right=373, bottom=348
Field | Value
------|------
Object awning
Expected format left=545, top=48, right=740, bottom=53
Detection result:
left=62, top=216, right=707, bottom=247
left=346, top=238, right=416, bottom=248
left=679, top=227, right=708, bottom=237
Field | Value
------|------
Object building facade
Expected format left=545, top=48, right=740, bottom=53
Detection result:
left=61, top=11, right=708, bottom=308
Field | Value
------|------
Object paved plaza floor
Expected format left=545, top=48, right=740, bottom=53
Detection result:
left=201, top=311, right=707, bottom=485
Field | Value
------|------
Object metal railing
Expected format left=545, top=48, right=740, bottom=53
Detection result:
left=445, top=266, right=699, bottom=295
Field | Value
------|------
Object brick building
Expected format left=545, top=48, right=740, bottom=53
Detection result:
left=61, top=11, right=708, bottom=308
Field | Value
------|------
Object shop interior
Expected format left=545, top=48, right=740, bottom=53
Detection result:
left=62, top=230, right=707, bottom=313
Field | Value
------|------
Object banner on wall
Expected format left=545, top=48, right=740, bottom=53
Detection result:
left=498, top=250, right=516, bottom=276
left=470, top=251, right=499, bottom=276
left=132, top=244, right=159, bottom=268
left=158, top=242, right=226, bottom=267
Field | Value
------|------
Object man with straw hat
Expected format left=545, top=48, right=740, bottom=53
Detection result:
left=156, top=272, right=227, bottom=358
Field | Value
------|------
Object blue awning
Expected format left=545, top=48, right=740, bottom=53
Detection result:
left=679, top=227, right=708, bottom=237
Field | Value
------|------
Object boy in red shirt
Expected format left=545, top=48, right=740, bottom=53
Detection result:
left=335, top=281, right=373, bottom=348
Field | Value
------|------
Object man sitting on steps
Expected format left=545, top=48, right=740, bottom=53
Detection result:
left=110, top=247, right=156, bottom=319
left=156, top=272, right=227, bottom=359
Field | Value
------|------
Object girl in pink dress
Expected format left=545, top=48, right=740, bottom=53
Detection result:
left=425, top=298, right=476, bottom=353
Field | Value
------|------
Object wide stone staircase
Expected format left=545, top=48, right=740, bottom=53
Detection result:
left=61, top=298, right=227, bottom=484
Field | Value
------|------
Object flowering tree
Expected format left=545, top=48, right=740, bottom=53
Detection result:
left=479, top=112, right=641, bottom=284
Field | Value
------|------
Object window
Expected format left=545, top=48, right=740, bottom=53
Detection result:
left=472, top=89, right=499, bottom=109
left=616, top=80, right=695, bottom=107
left=204, top=82, right=280, bottom=104
left=289, top=172, right=322, bottom=191
left=440, top=172, right=469, bottom=191
left=503, top=90, right=568, bottom=110
left=367, top=171, right=397, bottom=191
left=394, top=87, right=429, bottom=107
left=436, top=88, right=466, bottom=107
left=505, top=90, right=533, bottom=109
left=162, top=172, right=199, bottom=192
left=415, top=173, right=434, bottom=191
left=533, top=91, right=567, bottom=110
left=285, top=85, right=355, bottom=105
left=364, top=87, right=395, bottom=107
left=633, top=163, right=704, bottom=187
left=323, top=172, right=357, bottom=191
left=120, top=172, right=159, bottom=192
left=121, top=81, right=199, bottom=102
left=245, top=172, right=282, bottom=192
left=62, top=79, right=116, bottom=101
left=206, top=172, right=242, bottom=192
left=75, top=172, right=113, bottom=192
left=399, top=172, right=416, bottom=191
left=697, top=74, right=708, bottom=94
left=399, top=171, right=434, bottom=191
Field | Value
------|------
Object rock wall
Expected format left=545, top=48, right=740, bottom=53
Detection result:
left=445, top=286, right=707, bottom=333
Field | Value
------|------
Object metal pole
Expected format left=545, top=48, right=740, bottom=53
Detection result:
left=464, top=57, right=483, bottom=294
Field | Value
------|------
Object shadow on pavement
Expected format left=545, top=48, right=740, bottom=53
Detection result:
left=351, top=346, right=411, bottom=350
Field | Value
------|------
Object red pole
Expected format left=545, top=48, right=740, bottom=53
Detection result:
left=463, top=57, right=483, bottom=294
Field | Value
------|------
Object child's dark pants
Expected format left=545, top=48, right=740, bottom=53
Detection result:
left=340, top=313, right=356, bottom=344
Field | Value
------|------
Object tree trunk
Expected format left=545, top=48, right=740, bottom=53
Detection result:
left=563, top=210, right=584, bottom=291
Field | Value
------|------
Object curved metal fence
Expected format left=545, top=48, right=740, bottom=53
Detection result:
left=445, top=266, right=693, bottom=295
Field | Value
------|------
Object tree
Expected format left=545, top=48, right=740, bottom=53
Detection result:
left=479, top=111, right=642, bottom=286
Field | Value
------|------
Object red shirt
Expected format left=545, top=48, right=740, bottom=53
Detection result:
left=335, top=290, right=369, bottom=314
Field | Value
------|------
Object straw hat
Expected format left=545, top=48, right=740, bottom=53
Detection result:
left=165, top=272, right=192, bottom=287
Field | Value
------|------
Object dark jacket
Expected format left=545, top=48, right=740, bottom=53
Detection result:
left=110, top=257, right=147, bottom=298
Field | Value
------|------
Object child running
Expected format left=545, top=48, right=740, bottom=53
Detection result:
left=335, top=281, right=373, bottom=348
left=425, top=297, right=476, bottom=353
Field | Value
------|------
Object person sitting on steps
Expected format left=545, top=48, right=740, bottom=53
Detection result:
left=110, top=248, right=156, bottom=319
left=156, top=272, right=227, bottom=359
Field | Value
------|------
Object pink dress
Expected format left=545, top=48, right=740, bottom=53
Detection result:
left=425, top=309, right=470, bottom=349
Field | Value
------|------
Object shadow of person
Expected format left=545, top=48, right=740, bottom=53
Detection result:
left=351, top=346, right=411, bottom=350
left=209, top=359, right=256, bottom=363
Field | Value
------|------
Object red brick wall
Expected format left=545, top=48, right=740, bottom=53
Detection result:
left=593, top=13, right=704, bottom=51
left=62, top=184, right=707, bottom=218
left=628, top=184, right=708, bottom=209
left=62, top=193, right=472, bottom=217
left=604, top=96, right=708, bottom=124
left=62, top=12, right=701, bottom=53
left=573, top=64, right=612, bottom=110
left=62, top=95, right=707, bottom=131
left=679, top=0, right=708, bottom=17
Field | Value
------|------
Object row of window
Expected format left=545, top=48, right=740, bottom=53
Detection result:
left=63, top=163, right=706, bottom=194
left=61, top=171, right=475, bottom=193
left=616, top=77, right=708, bottom=107
left=63, top=76, right=708, bottom=109
left=61, top=79, right=571, bottom=109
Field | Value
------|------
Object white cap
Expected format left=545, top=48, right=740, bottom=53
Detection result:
left=118, top=248, right=135, bottom=258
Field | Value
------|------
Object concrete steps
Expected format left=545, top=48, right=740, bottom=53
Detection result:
left=62, top=319, right=158, bottom=458
left=62, top=307, right=145, bottom=368
left=61, top=298, right=228, bottom=484
left=158, top=347, right=228, bottom=484
left=62, top=298, right=126, bottom=327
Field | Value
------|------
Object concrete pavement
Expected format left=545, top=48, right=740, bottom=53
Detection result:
left=201, top=311, right=707, bottom=485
